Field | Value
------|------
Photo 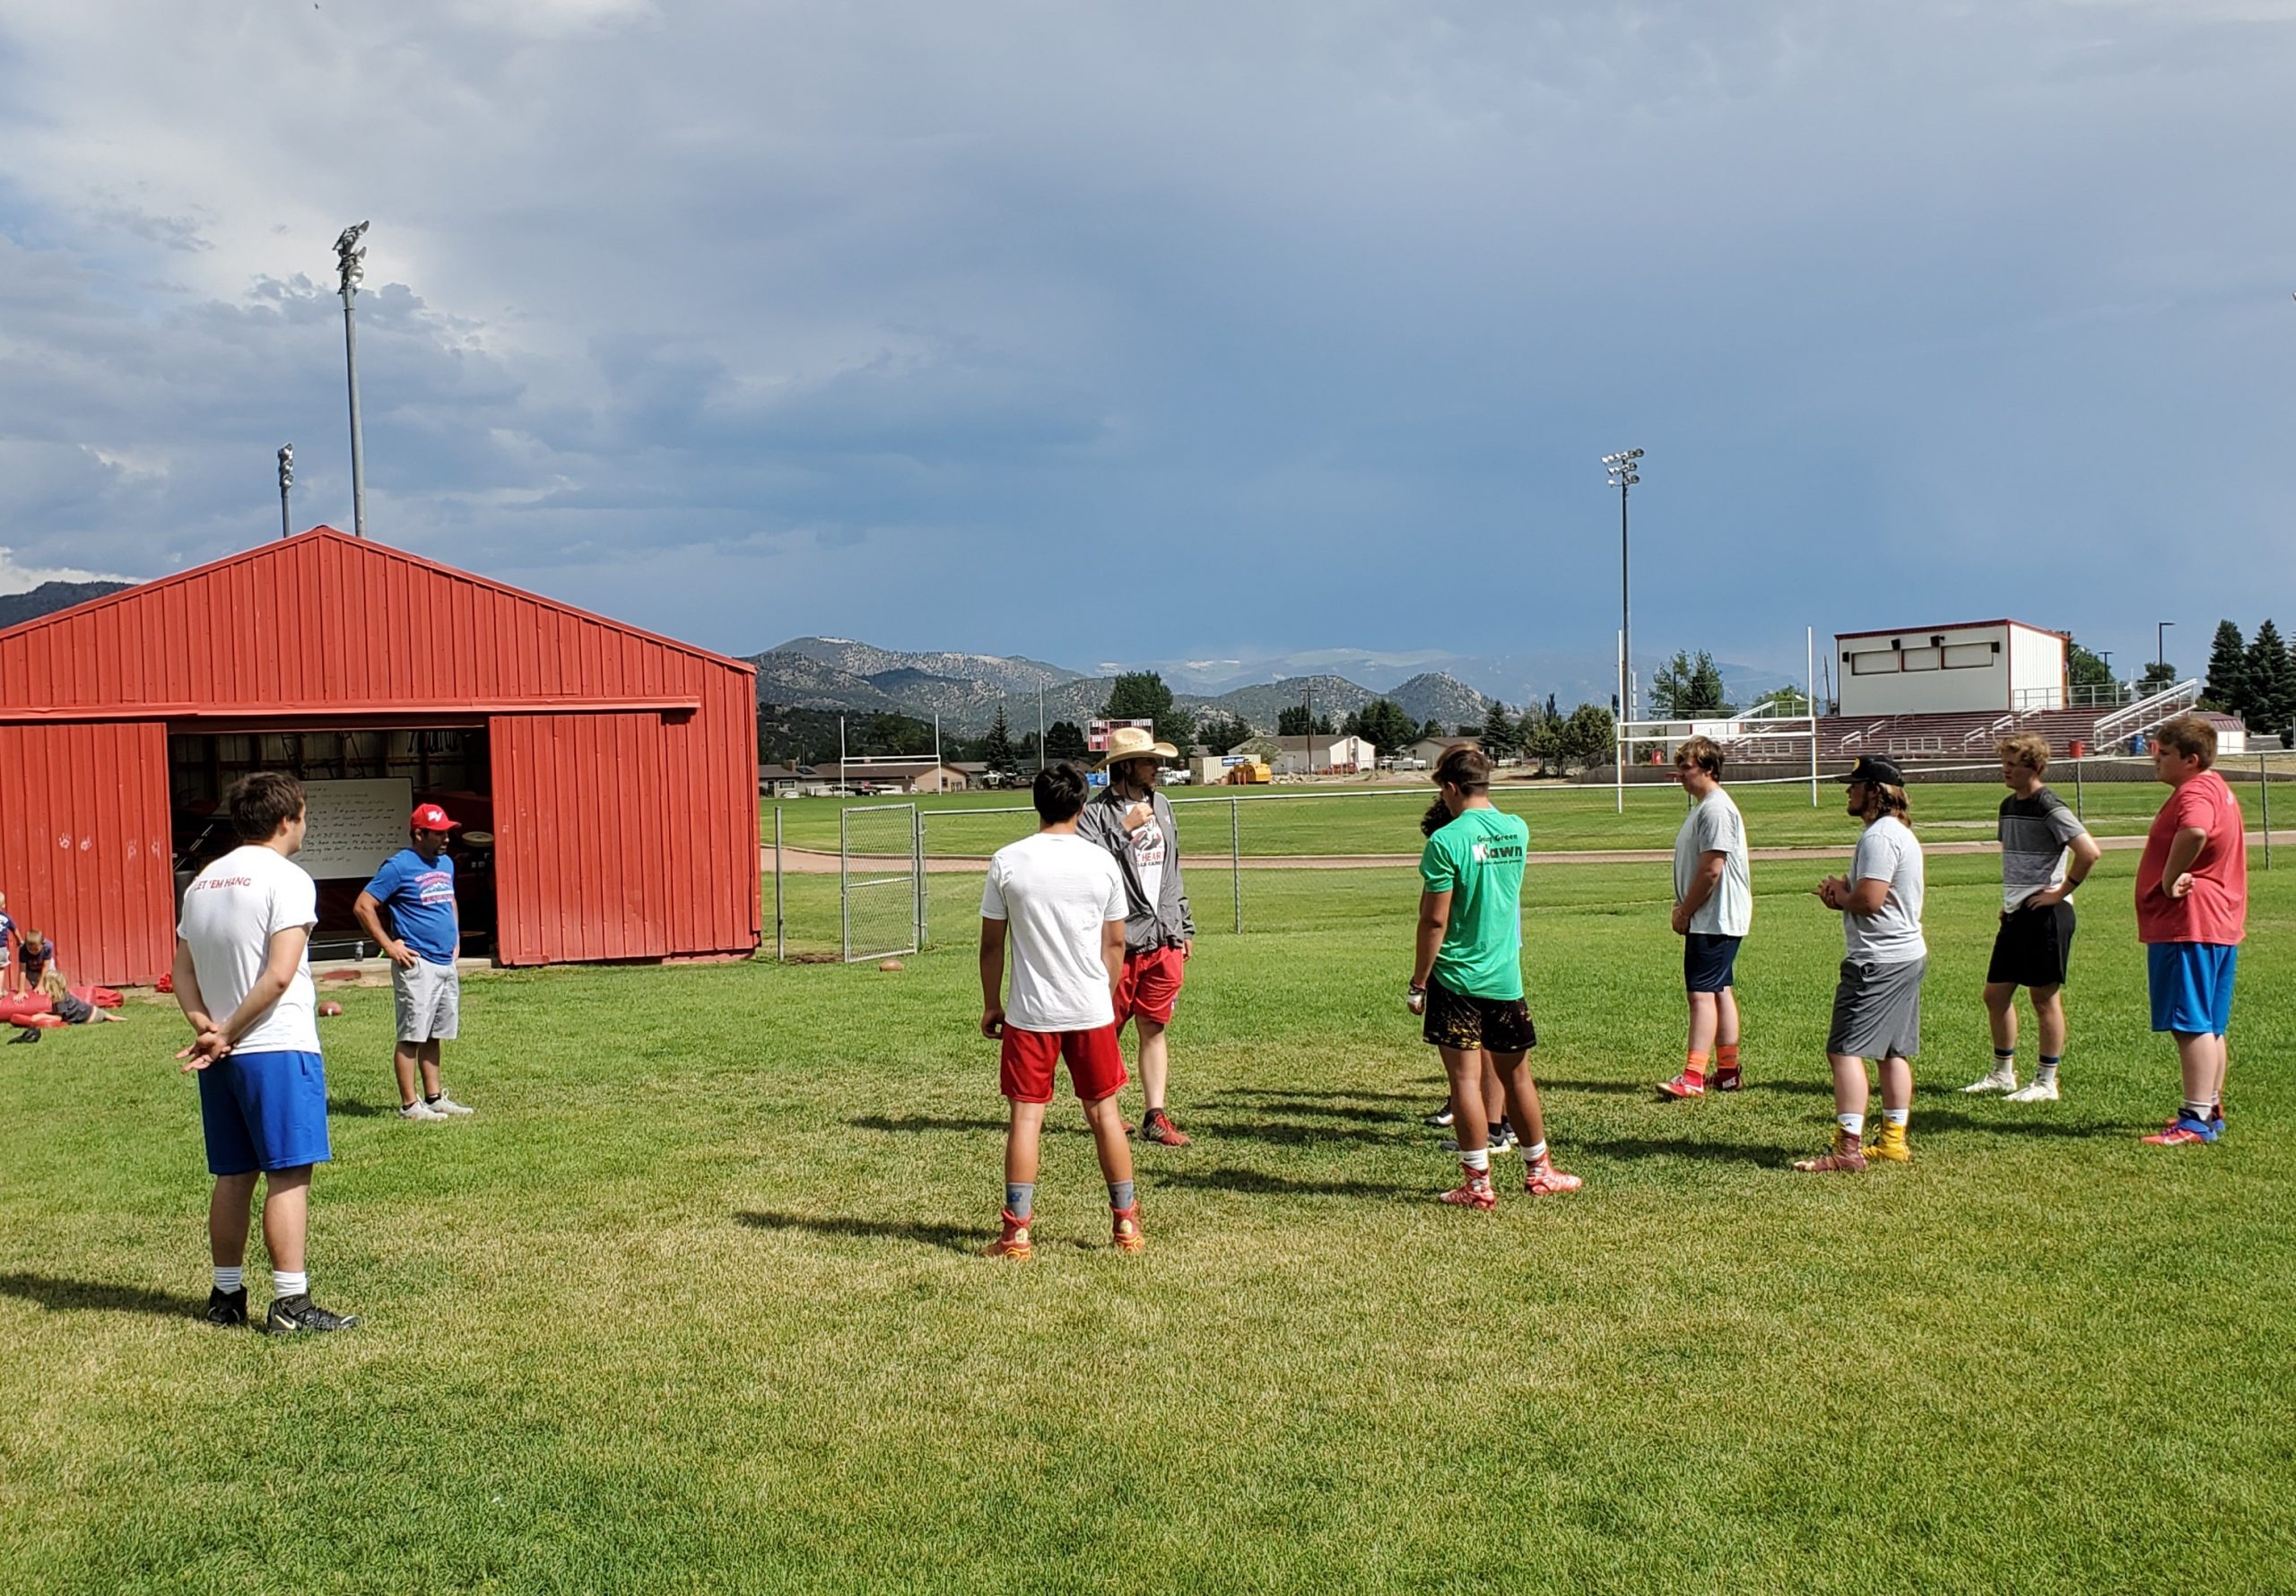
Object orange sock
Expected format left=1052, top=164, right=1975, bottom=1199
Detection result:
left=1717, top=1043, right=1740, bottom=1077
left=1684, top=1050, right=1709, bottom=1085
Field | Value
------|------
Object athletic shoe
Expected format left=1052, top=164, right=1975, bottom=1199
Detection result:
left=2142, top=1115, right=2218, bottom=1147
left=1523, top=1158, right=1583, bottom=1196
left=2210, top=1107, right=2226, bottom=1138
left=1792, top=1130, right=1869, bottom=1174
left=983, top=1210, right=1034, bottom=1260
left=1140, top=1108, right=1192, bottom=1147
left=1440, top=1128, right=1516, bottom=1156
left=2004, top=1079, right=2059, bottom=1103
left=1439, top=1169, right=1497, bottom=1210
left=1712, top=1067, right=1742, bottom=1092
left=1111, top=1204, right=1145, bottom=1253
left=204, top=1287, right=248, bottom=1328
left=264, top=1294, right=361, bottom=1334
left=1423, top=1103, right=1457, bottom=1129
left=1961, top=1065, right=2017, bottom=1094
left=5, top=1028, right=39, bottom=1045
left=1864, top=1123, right=1912, bottom=1164
left=397, top=1099, right=447, bottom=1122
left=1657, top=1072, right=1706, bottom=1099
left=427, top=1092, right=475, bottom=1116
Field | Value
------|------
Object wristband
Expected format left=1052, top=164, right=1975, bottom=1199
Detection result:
left=1407, top=982, right=1426, bottom=994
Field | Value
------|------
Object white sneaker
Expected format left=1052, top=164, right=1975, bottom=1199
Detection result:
left=397, top=1099, right=447, bottom=1121
left=427, top=1092, right=475, bottom=1116
left=2004, top=1079, right=2059, bottom=1103
left=1961, top=1067, right=2017, bottom=1094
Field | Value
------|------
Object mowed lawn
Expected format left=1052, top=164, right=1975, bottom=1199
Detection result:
left=4, top=848, right=2293, bottom=1592
left=767, top=768, right=2271, bottom=860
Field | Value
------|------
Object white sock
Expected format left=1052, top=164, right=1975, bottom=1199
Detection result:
left=1838, top=1112, right=1865, bottom=1139
left=1522, top=1141, right=1548, bottom=1164
left=273, top=1270, right=309, bottom=1298
left=1883, top=1108, right=1909, bottom=1127
left=1460, top=1147, right=1491, bottom=1174
left=213, top=1266, right=243, bottom=1294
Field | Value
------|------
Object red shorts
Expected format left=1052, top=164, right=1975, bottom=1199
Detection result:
left=1114, top=945, right=1187, bottom=1028
left=999, top=1023, right=1128, bottom=1105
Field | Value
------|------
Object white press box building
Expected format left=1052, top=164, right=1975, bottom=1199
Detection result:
left=1834, top=620, right=2069, bottom=718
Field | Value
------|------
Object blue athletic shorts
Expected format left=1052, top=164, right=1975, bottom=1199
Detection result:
left=197, top=1050, right=333, bottom=1175
left=1683, top=932, right=1743, bottom=993
left=2146, top=943, right=2238, bottom=1037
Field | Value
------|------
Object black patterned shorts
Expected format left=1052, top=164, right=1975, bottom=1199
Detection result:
left=1422, top=974, right=1537, bottom=1054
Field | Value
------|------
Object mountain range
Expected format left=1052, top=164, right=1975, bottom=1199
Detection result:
left=0, top=579, right=134, bottom=630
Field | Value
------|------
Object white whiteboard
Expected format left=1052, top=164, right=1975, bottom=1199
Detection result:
left=299, top=778, right=413, bottom=880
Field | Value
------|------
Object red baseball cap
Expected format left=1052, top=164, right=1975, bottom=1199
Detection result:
left=411, top=803, right=461, bottom=831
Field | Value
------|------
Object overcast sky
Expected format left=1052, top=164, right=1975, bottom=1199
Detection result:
left=1, top=1, right=2290, bottom=678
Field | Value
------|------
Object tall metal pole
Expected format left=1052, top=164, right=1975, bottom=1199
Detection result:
left=1807, top=625, right=1819, bottom=807
left=277, top=444, right=294, bottom=541
left=334, top=223, right=370, bottom=538
left=1615, top=629, right=1626, bottom=815
left=1603, top=450, right=1644, bottom=721
left=773, top=806, right=785, bottom=961
left=1231, top=796, right=1242, bottom=933
left=839, top=715, right=847, bottom=793
left=2156, top=620, right=2173, bottom=681
left=1038, top=688, right=1047, bottom=774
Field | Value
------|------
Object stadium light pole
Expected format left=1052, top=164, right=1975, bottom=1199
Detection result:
left=2156, top=620, right=2173, bottom=678
left=335, top=221, right=370, bottom=538
left=1604, top=449, right=1644, bottom=721
left=277, top=444, right=293, bottom=541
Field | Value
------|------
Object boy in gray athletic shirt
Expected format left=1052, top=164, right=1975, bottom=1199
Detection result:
left=1964, top=733, right=2101, bottom=1102
left=1796, top=756, right=1926, bottom=1174
left=1658, top=736, right=1752, bottom=1098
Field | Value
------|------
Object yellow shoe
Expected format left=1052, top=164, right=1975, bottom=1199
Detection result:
left=1865, top=1123, right=1913, bottom=1164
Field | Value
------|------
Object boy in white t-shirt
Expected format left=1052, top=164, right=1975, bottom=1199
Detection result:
left=978, top=763, right=1143, bottom=1260
left=173, top=772, right=358, bottom=1333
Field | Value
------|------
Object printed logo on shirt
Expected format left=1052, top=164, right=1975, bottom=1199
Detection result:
left=1470, top=837, right=1525, bottom=865
left=414, top=870, right=454, bottom=906
left=1132, top=824, right=1166, bottom=869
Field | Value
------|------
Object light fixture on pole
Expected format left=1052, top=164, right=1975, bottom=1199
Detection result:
left=335, top=221, right=370, bottom=538
left=1603, top=448, right=1644, bottom=721
left=2156, top=620, right=2174, bottom=677
left=277, top=444, right=294, bottom=541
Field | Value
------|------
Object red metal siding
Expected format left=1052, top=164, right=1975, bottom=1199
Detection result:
left=0, top=721, right=174, bottom=985
left=0, top=529, right=759, bottom=973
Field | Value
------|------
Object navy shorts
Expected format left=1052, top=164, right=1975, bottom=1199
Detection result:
left=197, top=1050, right=333, bottom=1175
left=1683, top=932, right=1743, bottom=993
left=2147, top=943, right=2237, bottom=1037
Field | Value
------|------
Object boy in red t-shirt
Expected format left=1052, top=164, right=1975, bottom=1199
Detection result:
left=2134, top=716, right=2248, bottom=1147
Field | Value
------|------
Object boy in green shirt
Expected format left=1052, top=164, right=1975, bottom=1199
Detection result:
left=1408, top=747, right=1582, bottom=1209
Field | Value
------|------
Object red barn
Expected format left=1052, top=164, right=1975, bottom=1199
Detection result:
left=0, top=528, right=760, bottom=984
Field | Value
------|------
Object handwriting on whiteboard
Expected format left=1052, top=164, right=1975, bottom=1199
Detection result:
left=299, top=779, right=413, bottom=880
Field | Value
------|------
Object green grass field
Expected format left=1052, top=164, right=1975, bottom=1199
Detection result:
left=767, top=771, right=2275, bottom=859
left=5, top=845, right=2293, bottom=1592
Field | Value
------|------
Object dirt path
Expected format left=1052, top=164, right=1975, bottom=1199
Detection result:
left=766, top=831, right=2241, bottom=875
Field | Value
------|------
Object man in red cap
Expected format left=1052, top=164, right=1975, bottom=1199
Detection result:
left=354, top=802, right=472, bottom=1121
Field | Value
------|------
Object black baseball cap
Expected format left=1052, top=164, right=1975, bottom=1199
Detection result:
left=1841, top=755, right=1907, bottom=787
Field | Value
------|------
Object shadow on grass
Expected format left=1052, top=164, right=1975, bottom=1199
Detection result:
left=1911, top=1107, right=2126, bottom=1141
left=1215, top=1087, right=1430, bottom=1105
left=735, top=1210, right=979, bottom=1255
left=1148, top=1168, right=1410, bottom=1200
left=326, top=1097, right=396, bottom=1118
left=1205, top=1097, right=1417, bottom=1125
left=0, top=1273, right=208, bottom=1318
left=1196, top=1120, right=1406, bottom=1149
left=1579, top=1136, right=1799, bottom=1168
left=848, top=1115, right=1009, bottom=1135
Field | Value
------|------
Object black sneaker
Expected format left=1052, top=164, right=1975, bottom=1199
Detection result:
left=265, top=1293, right=361, bottom=1334
left=204, top=1287, right=248, bottom=1327
left=7, top=1028, right=39, bottom=1045
left=1423, top=1102, right=1456, bottom=1128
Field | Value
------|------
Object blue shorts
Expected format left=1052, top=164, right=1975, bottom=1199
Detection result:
left=1683, top=933, right=1743, bottom=993
left=2146, top=943, right=2238, bottom=1037
left=196, top=1050, right=333, bottom=1175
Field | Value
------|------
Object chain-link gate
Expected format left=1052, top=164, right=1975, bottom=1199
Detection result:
left=840, top=802, right=920, bottom=963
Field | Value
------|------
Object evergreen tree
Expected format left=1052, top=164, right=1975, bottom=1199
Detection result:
left=1045, top=720, right=1088, bottom=759
left=2244, top=620, right=2294, bottom=738
left=1480, top=700, right=1519, bottom=757
left=1419, top=718, right=1446, bottom=742
left=2205, top=620, right=2250, bottom=717
left=1196, top=714, right=1253, bottom=753
left=982, top=707, right=1019, bottom=782
left=1276, top=705, right=1334, bottom=736
left=1355, top=698, right=1416, bottom=753
left=1559, top=703, right=1616, bottom=768
left=1101, top=672, right=1193, bottom=748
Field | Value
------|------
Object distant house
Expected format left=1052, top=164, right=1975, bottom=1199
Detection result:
left=1265, top=733, right=1377, bottom=776
left=833, top=759, right=970, bottom=794
left=759, top=763, right=833, bottom=798
left=1409, top=734, right=1479, bottom=768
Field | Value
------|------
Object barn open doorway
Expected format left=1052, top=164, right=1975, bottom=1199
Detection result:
left=166, top=726, right=498, bottom=959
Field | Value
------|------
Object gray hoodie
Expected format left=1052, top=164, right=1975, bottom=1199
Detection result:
left=1078, top=784, right=1194, bottom=952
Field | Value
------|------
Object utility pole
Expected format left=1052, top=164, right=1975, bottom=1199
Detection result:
left=1603, top=449, right=1644, bottom=721
left=2156, top=620, right=2174, bottom=679
left=277, top=444, right=294, bottom=541
left=335, top=221, right=370, bottom=538
left=1038, top=688, right=1047, bottom=774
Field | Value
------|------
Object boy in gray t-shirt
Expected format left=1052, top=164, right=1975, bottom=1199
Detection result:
left=1965, top=733, right=2101, bottom=1102
left=1660, top=737, right=1752, bottom=1099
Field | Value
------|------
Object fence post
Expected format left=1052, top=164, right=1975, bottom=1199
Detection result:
left=1231, top=797, right=1242, bottom=934
left=773, top=806, right=785, bottom=962
left=2260, top=752, right=2272, bottom=872
left=2074, top=756, right=2083, bottom=820
left=914, top=807, right=927, bottom=949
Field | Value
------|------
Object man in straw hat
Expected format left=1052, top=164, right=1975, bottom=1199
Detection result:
left=1079, top=724, right=1196, bottom=1146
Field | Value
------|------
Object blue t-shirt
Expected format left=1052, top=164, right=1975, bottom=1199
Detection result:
left=362, top=849, right=458, bottom=963
left=0, top=912, right=14, bottom=962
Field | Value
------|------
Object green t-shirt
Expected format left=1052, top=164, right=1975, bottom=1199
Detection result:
left=1419, top=807, right=1528, bottom=1000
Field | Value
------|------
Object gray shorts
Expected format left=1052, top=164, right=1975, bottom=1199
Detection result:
left=392, top=957, right=460, bottom=1044
left=1827, top=956, right=1926, bottom=1061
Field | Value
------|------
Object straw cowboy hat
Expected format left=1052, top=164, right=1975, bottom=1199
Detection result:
left=1096, top=725, right=1178, bottom=769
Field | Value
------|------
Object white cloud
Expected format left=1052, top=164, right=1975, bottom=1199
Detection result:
left=0, top=543, right=135, bottom=595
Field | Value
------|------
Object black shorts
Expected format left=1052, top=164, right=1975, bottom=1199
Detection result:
left=1422, top=975, right=1537, bottom=1054
left=1683, top=932, right=1743, bottom=993
left=1987, top=901, right=2076, bottom=989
